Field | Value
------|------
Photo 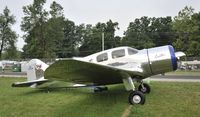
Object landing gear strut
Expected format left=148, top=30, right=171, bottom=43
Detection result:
left=122, top=77, right=147, bottom=105
left=138, top=83, right=151, bottom=94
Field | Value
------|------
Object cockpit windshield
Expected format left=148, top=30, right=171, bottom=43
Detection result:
left=128, top=48, right=138, bottom=55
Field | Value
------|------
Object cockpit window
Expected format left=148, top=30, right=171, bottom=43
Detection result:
left=128, top=48, right=138, bottom=55
left=112, top=49, right=125, bottom=59
left=97, top=53, right=108, bottom=62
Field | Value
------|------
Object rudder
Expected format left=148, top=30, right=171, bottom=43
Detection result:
left=27, top=59, right=49, bottom=81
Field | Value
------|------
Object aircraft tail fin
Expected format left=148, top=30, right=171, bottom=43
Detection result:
left=12, top=59, right=49, bottom=87
left=27, top=59, right=49, bottom=81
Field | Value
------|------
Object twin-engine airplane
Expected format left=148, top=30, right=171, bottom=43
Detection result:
left=12, top=45, right=185, bottom=105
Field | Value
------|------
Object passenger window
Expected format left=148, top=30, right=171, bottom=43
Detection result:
left=112, top=49, right=125, bottom=59
left=128, top=48, right=138, bottom=55
left=97, top=53, right=108, bottom=62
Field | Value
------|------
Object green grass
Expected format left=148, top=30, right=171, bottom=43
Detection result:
left=166, top=70, right=200, bottom=76
left=0, top=77, right=200, bottom=117
left=130, top=82, right=200, bottom=117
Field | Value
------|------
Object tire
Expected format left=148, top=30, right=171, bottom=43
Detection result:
left=100, top=86, right=108, bottom=91
left=129, top=90, right=145, bottom=105
left=138, top=83, right=151, bottom=94
left=93, top=87, right=100, bottom=92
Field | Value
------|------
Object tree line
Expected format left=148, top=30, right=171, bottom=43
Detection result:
left=0, top=0, right=200, bottom=59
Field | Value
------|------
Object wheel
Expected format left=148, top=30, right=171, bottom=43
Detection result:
left=94, top=87, right=101, bottom=92
left=100, top=86, right=108, bottom=91
left=129, top=91, right=145, bottom=105
left=138, top=83, right=151, bottom=94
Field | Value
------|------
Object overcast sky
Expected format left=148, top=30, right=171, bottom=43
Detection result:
left=0, top=0, right=200, bottom=51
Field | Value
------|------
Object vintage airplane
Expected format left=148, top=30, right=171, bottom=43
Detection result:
left=12, top=45, right=185, bottom=105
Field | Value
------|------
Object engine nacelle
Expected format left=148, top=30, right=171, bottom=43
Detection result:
left=147, top=45, right=177, bottom=75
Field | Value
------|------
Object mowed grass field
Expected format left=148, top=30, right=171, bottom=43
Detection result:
left=0, top=77, right=200, bottom=117
left=166, top=70, right=200, bottom=76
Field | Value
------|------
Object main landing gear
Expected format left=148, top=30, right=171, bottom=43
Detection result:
left=138, top=83, right=151, bottom=94
left=123, top=77, right=151, bottom=105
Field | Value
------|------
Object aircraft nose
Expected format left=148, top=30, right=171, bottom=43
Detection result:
left=168, top=45, right=178, bottom=70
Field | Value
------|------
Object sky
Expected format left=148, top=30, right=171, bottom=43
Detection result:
left=0, top=0, right=200, bottom=51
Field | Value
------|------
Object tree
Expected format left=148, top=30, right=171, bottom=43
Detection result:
left=50, top=1, right=64, bottom=18
left=150, top=16, right=174, bottom=46
left=123, top=16, right=175, bottom=49
left=58, top=19, right=77, bottom=57
left=45, top=1, right=65, bottom=58
left=172, top=6, right=200, bottom=56
left=21, top=0, right=48, bottom=58
left=189, top=12, right=200, bottom=56
left=103, top=20, right=120, bottom=49
left=79, top=24, right=97, bottom=56
left=21, top=0, right=81, bottom=58
left=123, top=16, right=155, bottom=49
left=2, top=46, right=21, bottom=60
left=79, top=20, right=120, bottom=56
left=0, top=6, right=17, bottom=59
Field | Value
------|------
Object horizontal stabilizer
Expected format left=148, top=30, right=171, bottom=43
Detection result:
left=12, top=79, right=48, bottom=87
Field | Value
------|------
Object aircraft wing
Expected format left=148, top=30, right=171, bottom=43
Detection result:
left=12, top=79, right=48, bottom=87
left=44, top=59, right=143, bottom=85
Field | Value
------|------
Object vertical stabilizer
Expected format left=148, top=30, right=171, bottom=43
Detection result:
left=27, top=59, right=49, bottom=81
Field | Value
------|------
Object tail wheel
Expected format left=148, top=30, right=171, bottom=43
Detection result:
left=138, top=83, right=151, bottom=94
left=129, top=91, right=145, bottom=105
left=94, top=86, right=108, bottom=92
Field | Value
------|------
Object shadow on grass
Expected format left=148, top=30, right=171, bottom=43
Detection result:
left=19, top=84, right=129, bottom=117
left=53, top=85, right=129, bottom=117
left=20, top=84, right=128, bottom=95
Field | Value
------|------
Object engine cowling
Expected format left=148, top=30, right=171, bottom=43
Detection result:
left=147, top=45, right=177, bottom=75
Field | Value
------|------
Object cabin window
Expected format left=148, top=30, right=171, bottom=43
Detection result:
left=96, top=53, right=108, bottom=62
left=112, top=49, right=125, bottom=59
left=128, top=48, right=138, bottom=55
